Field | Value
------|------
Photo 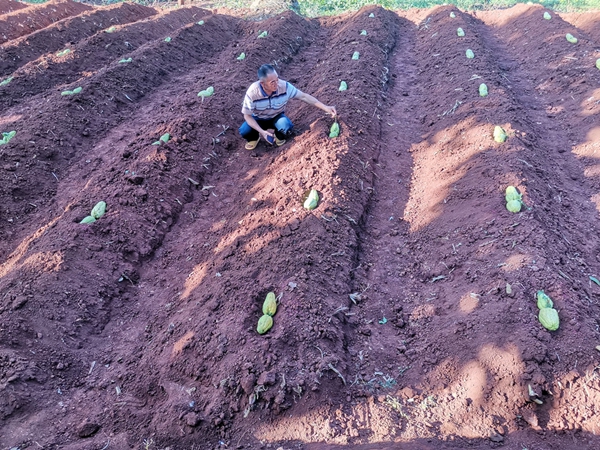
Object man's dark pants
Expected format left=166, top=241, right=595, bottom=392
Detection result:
left=239, top=113, right=294, bottom=141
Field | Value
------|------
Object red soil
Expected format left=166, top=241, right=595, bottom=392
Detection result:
left=1, top=3, right=600, bottom=449
left=0, top=0, right=26, bottom=15
left=0, top=0, right=93, bottom=44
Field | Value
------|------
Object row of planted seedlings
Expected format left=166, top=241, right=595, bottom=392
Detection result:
left=0, top=2, right=156, bottom=80
left=450, top=6, right=559, bottom=331
left=55, top=11, right=324, bottom=437
left=408, top=5, right=594, bottom=407
left=0, top=9, right=239, bottom=251
left=481, top=7, right=600, bottom=350
left=0, top=6, right=207, bottom=110
left=481, top=6, right=600, bottom=327
left=229, top=5, right=402, bottom=420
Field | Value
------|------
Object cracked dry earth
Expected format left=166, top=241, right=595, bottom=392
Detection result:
left=1, top=1, right=600, bottom=449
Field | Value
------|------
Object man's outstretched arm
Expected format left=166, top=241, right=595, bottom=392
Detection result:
left=296, top=92, right=337, bottom=117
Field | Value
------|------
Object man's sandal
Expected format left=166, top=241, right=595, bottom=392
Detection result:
left=245, top=139, right=259, bottom=150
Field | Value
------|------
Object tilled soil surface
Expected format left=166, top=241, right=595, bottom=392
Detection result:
left=1, top=2, right=600, bottom=449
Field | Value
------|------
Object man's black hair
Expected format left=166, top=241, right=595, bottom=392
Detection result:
left=258, top=64, right=276, bottom=80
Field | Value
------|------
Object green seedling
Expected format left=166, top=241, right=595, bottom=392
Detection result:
left=257, top=31, right=268, bottom=38
left=56, top=49, right=71, bottom=57
left=479, top=83, right=488, bottom=97
left=543, top=12, right=551, bottom=20
left=0, top=130, right=16, bottom=146
left=466, top=49, right=474, bottom=59
left=450, top=12, right=456, bottom=18
left=369, top=13, right=374, bottom=18
left=0, top=76, right=13, bottom=86
left=152, top=133, right=170, bottom=145
left=457, top=27, right=465, bottom=37
left=61, top=87, right=82, bottom=96
left=352, top=51, right=360, bottom=60
left=338, top=81, right=347, bottom=91
left=505, top=186, right=521, bottom=203
left=565, top=33, right=578, bottom=44
left=81, top=201, right=106, bottom=224
left=91, top=201, right=106, bottom=219
left=360, top=30, right=367, bottom=36
left=197, top=86, right=214, bottom=102
left=80, top=216, right=96, bottom=224
left=119, top=57, right=132, bottom=63
left=539, top=307, right=559, bottom=331
left=303, top=189, right=319, bottom=210
left=596, top=59, right=600, bottom=70
left=197, top=20, right=204, bottom=25
left=505, top=186, right=523, bottom=213
left=165, top=37, right=172, bottom=42
left=506, top=199, right=521, bottom=213
left=237, top=52, right=246, bottom=60
left=329, top=122, right=340, bottom=138
left=493, top=125, right=507, bottom=143
left=536, top=291, right=553, bottom=309
left=105, top=26, right=117, bottom=33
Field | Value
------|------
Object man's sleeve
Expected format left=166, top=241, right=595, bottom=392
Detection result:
left=286, top=82, right=302, bottom=99
left=241, top=93, right=254, bottom=116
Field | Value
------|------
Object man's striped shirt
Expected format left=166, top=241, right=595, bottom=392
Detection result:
left=241, top=79, right=302, bottom=119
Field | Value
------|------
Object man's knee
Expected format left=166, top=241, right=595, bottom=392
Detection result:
left=275, top=116, right=294, bottom=136
left=239, top=122, right=253, bottom=139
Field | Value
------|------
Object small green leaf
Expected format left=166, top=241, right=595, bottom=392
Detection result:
left=479, top=83, right=488, bottom=97
left=197, top=86, right=214, bottom=98
left=0, top=76, right=13, bottom=86
left=105, top=26, right=117, bottom=33
left=80, top=215, right=96, bottom=224
left=338, top=81, right=347, bottom=91
left=72, top=87, right=82, bottom=94
left=450, top=12, right=456, bottom=18
left=119, top=57, right=132, bottom=64
left=565, top=33, right=578, bottom=44
left=159, top=133, right=170, bottom=144
left=165, top=37, right=172, bottom=42
left=237, top=52, right=246, bottom=60
left=368, top=13, right=375, bottom=18
left=379, top=317, right=387, bottom=324
left=360, top=30, right=367, bottom=36
left=590, top=276, right=600, bottom=286
left=61, top=90, right=74, bottom=96
left=56, top=49, right=71, bottom=57
left=457, top=27, right=465, bottom=37
left=543, top=12, right=551, bottom=20
left=91, top=201, right=106, bottom=220
left=257, top=31, right=268, bottom=38
left=352, top=51, right=360, bottom=60
left=466, top=49, right=474, bottom=59
left=197, top=20, right=204, bottom=25
left=0, top=130, right=16, bottom=145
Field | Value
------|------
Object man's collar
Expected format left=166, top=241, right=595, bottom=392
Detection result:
left=258, top=81, right=278, bottom=97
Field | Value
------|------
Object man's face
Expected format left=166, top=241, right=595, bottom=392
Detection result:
left=260, top=71, right=279, bottom=95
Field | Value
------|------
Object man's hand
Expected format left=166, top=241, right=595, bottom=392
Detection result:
left=323, top=105, right=337, bottom=117
left=260, top=129, right=274, bottom=144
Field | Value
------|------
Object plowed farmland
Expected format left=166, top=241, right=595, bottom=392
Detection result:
left=1, top=1, right=600, bottom=449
